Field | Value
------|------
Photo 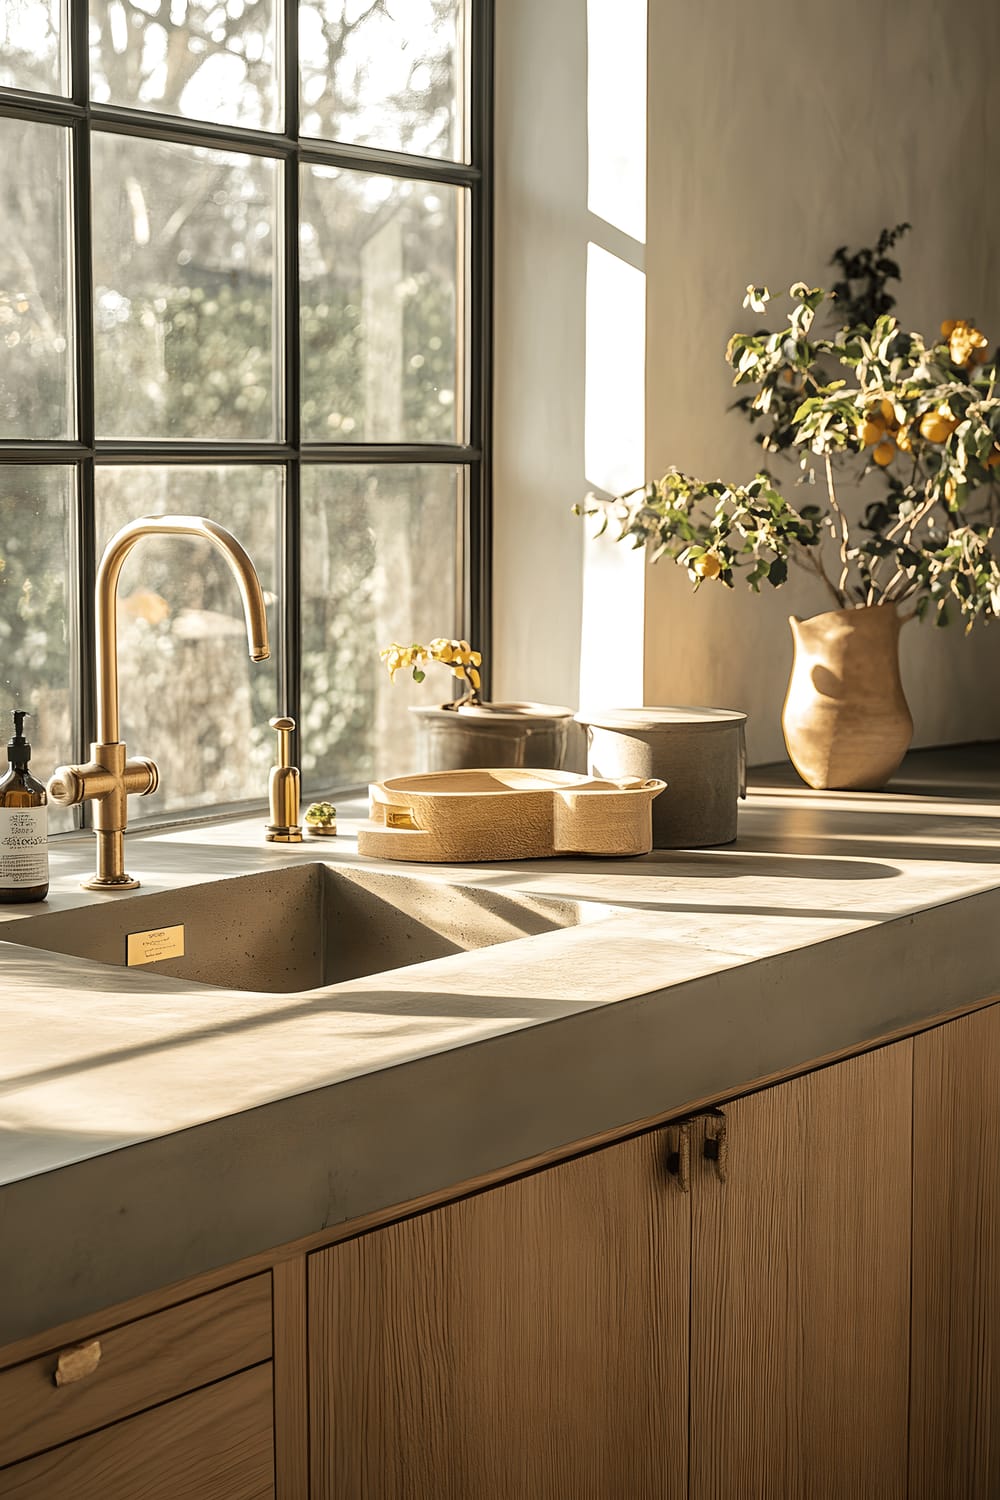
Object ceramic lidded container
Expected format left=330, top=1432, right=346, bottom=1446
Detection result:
left=575, top=706, right=747, bottom=848
left=410, top=701, right=575, bottom=773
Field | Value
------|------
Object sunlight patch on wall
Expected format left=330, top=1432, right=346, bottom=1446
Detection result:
left=579, top=0, right=648, bottom=711
left=580, top=243, right=646, bottom=708
left=586, top=0, right=646, bottom=244
left=584, top=243, right=644, bottom=497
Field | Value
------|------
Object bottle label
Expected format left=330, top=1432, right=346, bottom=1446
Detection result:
left=0, top=806, right=48, bottom=888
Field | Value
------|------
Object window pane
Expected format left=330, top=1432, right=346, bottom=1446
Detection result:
left=301, top=464, right=461, bottom=788
left=0, top=0, right=68, bottom=97
left=0, top=466, right=75, bottom=833
left=95, top=466, right=281, bottom=817
left=300, top=0, right=464, bottom=160
left=89, top=0, right=279, bottom=131
left=92, top=135, right=278, bottom=442
left=0, top=120, right=74, bottom=440
left=301, top=168, right=462, bottom=443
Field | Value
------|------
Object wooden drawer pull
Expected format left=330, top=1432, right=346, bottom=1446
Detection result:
left=54, top=1339, right=102, bottom=1387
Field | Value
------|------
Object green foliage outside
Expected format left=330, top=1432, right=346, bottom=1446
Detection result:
left=0, top=0, right=462, bottom=795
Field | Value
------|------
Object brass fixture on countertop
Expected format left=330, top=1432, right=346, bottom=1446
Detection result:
left=265, top=716, right=302, bottom=843
left=48, top=515, right=270, bottom=890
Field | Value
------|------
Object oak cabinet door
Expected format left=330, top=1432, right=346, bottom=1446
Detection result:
left=689, top=1044, right=912, bottom=1500
left=911, top=1003, right=1000, bottom=1499
left=309, top=1128, right=689, bottom=1500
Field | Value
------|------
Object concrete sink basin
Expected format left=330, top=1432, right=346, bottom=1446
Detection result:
left=6, top=863, right=606, bottom=993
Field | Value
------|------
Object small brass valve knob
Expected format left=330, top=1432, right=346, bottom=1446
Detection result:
left=47, top=765, right=87, bottom=806
left=266, top=715, right=302, bottom=843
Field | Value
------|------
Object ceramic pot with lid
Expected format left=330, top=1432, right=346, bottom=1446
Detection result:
left=576, top=706, right=747, bottom=848
left=411, top=701, right=575, bottom=773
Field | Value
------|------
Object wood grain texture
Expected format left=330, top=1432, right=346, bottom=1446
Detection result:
left=5, top=996, right=995, bottom=1382
left=690, top=1043, right=912, bottom=1500
left=0, top=1273, right=272, bottom=1468
left=309, top=1128, right=689, bottom=1500
left=361, top=767, right=662, bottom=861
left=911, top=1004, right=1000, bottom=1498
left=0, top=1362, right=274, bottom=1499
left=272, top=1257, right=308, bottom=1500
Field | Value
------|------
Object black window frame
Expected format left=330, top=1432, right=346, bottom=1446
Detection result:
left=0, top=0, right=493, bottom=825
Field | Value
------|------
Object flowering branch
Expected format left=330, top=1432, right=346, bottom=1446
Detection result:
left=380, top=637, right=483, bottom=706
left=578, top=263, right=1000, bottom=630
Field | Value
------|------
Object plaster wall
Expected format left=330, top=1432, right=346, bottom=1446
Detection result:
left=493, top=0, right=1000, bottom=763
left=492, top=0, right=647, bottom=726
left=492, top=0, right=589, bottom=710
left=644, top=0, right=1000, bottom=761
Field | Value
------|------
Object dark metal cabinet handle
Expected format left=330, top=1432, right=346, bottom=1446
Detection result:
left=665, top=1120, right=692, bottom=1193
left=703, top=1108, right=728, bottom=1184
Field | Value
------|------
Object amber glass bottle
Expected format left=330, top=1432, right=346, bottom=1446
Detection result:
left=0, top=710, right=49, bottom=903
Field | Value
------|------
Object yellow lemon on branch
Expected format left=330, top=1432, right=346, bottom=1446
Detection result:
left=919, top=411, right=958, bottom=444
left=692, top=552, right=723, bottom=580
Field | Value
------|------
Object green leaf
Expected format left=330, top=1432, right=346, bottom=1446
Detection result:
left=743, top=285, right=770, bottom=313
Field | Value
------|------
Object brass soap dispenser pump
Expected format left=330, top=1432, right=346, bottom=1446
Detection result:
left=266, top=716, right=302, bottom=843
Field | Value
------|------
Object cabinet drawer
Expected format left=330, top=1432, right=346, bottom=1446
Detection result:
left=0, top=1273, right=272, bottom=1468
left=0, top=1361, right=274, bottom=1499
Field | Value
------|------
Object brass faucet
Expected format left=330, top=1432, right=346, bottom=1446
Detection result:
left=49, top=515, right=270, bottom=891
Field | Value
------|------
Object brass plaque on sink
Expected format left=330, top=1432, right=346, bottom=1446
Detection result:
left=126, top=924, right=185, bottom=966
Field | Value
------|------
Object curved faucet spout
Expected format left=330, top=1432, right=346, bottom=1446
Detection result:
left=96, top=514, right=271, bottom=744
left=49, top=513, right=271, bottom=889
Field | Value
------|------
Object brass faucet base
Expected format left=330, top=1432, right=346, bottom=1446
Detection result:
left=81, top=873, right=141, bottom=892
left=266, top=826, right=303, bottom=843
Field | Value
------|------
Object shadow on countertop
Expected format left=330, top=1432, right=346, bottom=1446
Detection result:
left=751, top=739, right=1000, bottom=801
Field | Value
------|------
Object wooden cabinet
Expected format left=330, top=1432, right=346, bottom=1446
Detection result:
left=309, top=1128, right=691, bottom=1500
left=911, top=1003, right=1000, bottom=1499
left=0, top=1363, right=274, bottom=1499
left=0, top=1276, right=274, bottom=1499
left=3, top=1000, right=997, bottom=1498
left=0, top=1274, right=272, bottom=1470
left=690, top=1043, right=912, bottom=1500
left=309, top=1042, right=915, bottom=1499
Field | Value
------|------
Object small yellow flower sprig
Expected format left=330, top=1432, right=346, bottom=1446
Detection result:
left=379, top=637, right=483, bottom=705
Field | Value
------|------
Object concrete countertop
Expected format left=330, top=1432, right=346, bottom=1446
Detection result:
left=2, top=744, right=1000, bottom=1345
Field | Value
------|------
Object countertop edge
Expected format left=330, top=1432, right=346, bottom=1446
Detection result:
left=3, top=880, right=998, bottom=1347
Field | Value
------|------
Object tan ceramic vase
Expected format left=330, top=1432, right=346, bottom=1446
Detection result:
left=781, top=604, right=912, bottom=790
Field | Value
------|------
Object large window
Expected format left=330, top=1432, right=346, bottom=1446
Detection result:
left=0, top=0, right=492, bottom=826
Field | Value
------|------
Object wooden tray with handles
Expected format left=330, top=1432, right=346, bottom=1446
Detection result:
left=357, top=768, right=667, bottom=863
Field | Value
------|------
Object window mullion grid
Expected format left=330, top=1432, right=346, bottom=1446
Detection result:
left=0, top=442, right=480, bottom=464
left=281, top=0, right=302, bottom=761
left=1, top=0, right=489, bottom=813
left=70, top=0, right=96, bottom=822
left=0, top=93, right=83, bottom=125
left=0, top=104, right=481, bottom=192
left=467, top=0, right=495, bottom=693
